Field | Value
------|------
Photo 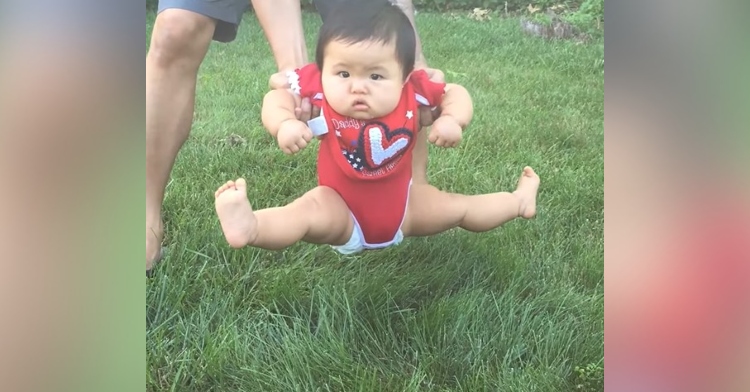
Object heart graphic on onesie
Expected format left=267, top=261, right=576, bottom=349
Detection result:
left=359, top=121, right=413, bottom=170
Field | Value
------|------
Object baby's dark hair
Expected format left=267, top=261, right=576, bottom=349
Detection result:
left=315, top=0, right=416, bottom=80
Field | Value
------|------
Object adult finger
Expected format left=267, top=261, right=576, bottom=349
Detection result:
left=268, top=72, right=289, bottom=89
left=418, top=106, right=434, bottom=127
left=293, top=94, right=303, bottom=113
left=296, top=97, right=312, bottom=122
left=426, top=67, right=445, bottom=83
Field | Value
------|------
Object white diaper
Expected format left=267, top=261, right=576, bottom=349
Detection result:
left=331, top=214, right=404, bottom=255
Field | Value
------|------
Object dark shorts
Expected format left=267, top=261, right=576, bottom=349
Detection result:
left=157, top=0, right=249, bottom=43
left=312, top=0, right=348, bottom=22
left=156, top=0, right=356, bottom=43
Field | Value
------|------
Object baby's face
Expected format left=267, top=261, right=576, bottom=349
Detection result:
left=321, top=38, right=405, bottom=120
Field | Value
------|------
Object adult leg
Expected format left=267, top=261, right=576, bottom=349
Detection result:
left=390, top=0, right=428, bottom=68
left=388, top=0, right=432, bottom=184
left=391, top=0, right=434, bottom=185
left=252, top=0, right=308, bottom=72
left=146, top=0, right=248, bottom=271
left=214, top=179, right=354, bottom=249
left=255, top=0, right=315, bottom=120
left=401, top=167, right=540, bottom=237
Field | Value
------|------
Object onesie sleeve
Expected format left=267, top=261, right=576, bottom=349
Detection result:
left=286, top=63, right=324, bottom=106
left=409, top=69, right=447, bottom=109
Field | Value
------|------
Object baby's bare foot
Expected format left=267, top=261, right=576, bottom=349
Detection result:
left=214, top=178, right=258, bottom=248
left=513, top=167, right=540, bottom=219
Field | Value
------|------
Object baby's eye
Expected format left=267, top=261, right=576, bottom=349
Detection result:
left=337, top=71, right=350, bottom=78
left=370, top=74, right=384, bottom=80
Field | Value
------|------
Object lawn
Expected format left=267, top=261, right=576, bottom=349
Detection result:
left=146, top=9, right=604, bottom=391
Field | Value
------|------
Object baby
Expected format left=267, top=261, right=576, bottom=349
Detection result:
left=214, top=0, right=539, bottom=254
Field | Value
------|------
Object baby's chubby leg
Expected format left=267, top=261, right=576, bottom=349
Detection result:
left=401, top=167, right=540, bottom=237
left=214, top=179, right=354, bottom=250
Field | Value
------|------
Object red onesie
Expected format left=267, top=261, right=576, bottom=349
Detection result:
left=288, top=63, right=445, bottom=246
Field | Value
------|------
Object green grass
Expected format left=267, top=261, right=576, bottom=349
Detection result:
left=146, top=10, right=603, bottom=391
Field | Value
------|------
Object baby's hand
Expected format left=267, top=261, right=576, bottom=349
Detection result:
left=277, top=119, right=313, bottom=154
left=428, top=115, right=462, bottom=147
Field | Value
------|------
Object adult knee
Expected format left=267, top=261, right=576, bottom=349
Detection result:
left=148, top=10, right=215, bottom=69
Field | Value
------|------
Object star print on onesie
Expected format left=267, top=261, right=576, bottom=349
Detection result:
left=287, top=64, right=446, bottom=247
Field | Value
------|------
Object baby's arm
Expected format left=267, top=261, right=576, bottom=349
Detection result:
left=428, top=83, right=473, bottom=147
left=440, top=83, right=473, bottom=129
left=261, top=89, right=296, bottom=137
left=261, top=89, right=313, bottom=155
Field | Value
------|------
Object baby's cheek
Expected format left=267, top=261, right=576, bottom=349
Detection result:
left=377, top=86, right=402, bottom=114
left=326, top=88, right=350, bottom=114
